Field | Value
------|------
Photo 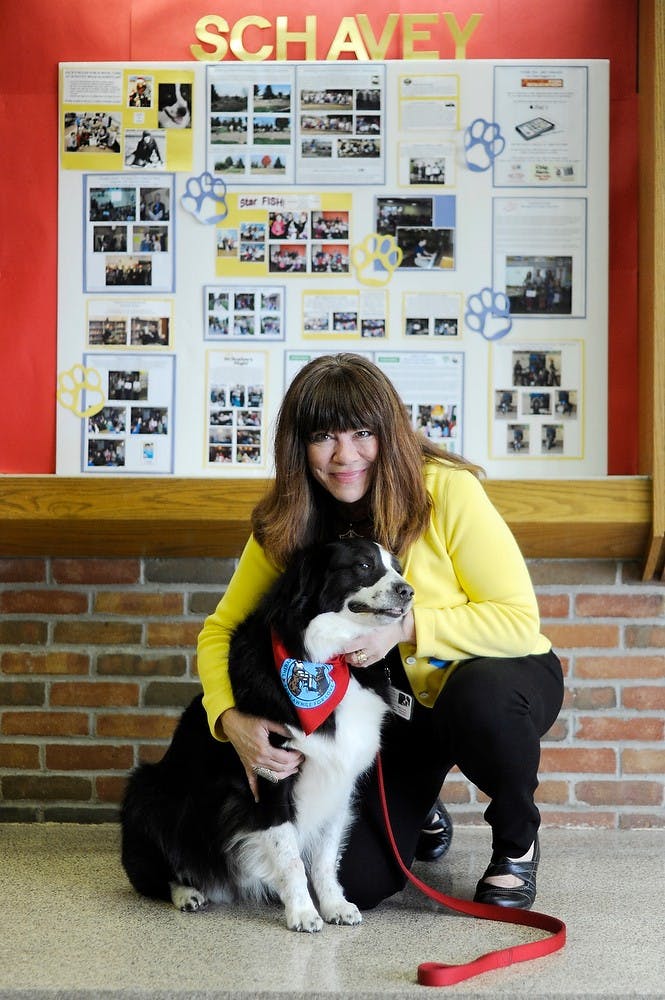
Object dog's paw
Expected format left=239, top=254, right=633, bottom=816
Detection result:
left=351, top=233, right=403, bottom=286
left=285, top=904, right=324, bottom=933
left=57, top=364, right=106, bottom=419
left=464, top=118, right=506, bottom=173
left=320, top=899, right=363, bottom=926
left=181, top=171, right=228, bottom=225
left=170, top=884, right=207, bottom=913
left=465, top=286, right=513, bottom=340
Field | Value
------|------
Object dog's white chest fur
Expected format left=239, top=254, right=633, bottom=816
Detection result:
left=228, top=677, right=389, bottom=932
left=287, top=677, right=389, bottom=841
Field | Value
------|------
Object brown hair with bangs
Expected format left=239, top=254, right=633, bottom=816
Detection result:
left=252, top=353, right=482, bottom=565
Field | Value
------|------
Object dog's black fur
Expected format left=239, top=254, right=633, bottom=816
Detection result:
left=121, top=538, right=413, bottom=931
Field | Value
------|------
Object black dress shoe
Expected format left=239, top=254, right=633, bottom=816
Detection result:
left=415, top=800, right=453, bottom=862
left=473, top=835, right=540, bottom=909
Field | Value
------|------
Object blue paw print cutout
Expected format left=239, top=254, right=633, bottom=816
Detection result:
left=181, top=171, right=228, bottom=225
left=464, top=119, right=506, bottom=173
left=465, top=287, right=513, bottom=341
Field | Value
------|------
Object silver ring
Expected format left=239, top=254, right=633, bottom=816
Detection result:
left=254, top=765, right=279, bottom=783
left=354, top=649, right=368, bottom=665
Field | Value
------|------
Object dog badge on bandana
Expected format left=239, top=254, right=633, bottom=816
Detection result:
left=272, top=634, right=349, bottom=735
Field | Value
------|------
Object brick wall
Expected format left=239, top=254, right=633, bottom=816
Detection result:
left=0, top=556, right=663, bottom=826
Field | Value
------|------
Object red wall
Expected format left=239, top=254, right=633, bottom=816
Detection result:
left=0, top=0, right=638, bottom=473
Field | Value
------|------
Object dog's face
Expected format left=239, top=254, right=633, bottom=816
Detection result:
left=158, top=83, right=191, bottom=128
left=269, top=538, right=415, bottom=663
left=317, top=539, right=413, bottom=626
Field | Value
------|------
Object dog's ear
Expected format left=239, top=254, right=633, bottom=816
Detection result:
left=289, top=546, right=326, bottom=612
left=265, top=545, right=325, bottom=626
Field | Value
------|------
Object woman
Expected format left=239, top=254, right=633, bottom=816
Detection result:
left=197, top=353, right=564, bottom=911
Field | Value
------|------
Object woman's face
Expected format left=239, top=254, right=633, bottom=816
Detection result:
left=306, top=428, right=378, bottom=503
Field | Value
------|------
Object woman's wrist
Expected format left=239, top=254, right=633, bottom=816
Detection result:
left=215, top=706, right=237, bottom=741
left=400, top=609, right=416, bottom=645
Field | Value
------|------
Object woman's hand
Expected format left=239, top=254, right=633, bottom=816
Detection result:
left=219, top=707, right=304, bottom=802
left=344, top=609, right=416, bottom=668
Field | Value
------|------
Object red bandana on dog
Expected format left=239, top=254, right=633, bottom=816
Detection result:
left=272, top=632, right=350, bottom=735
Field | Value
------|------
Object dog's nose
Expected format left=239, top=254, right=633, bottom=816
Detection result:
left=393, top=581, right=414, bottom=602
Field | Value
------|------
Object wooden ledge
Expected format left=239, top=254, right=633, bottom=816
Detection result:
left=0, top=476, right=653, bottom=566
left=486, top=478, right=652, bottom=562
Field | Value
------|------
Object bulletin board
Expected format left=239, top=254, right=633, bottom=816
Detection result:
left=56, top=58, right=608, bottom=478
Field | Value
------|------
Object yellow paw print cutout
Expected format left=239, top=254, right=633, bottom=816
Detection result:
left=57, top=364, right=106, bottom=419
left=351, top=233, right=403, bottom=287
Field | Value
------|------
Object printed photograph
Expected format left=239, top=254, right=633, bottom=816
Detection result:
left=64, top=112, right=121, bottom=152
left=157, top=83, right=191, bottom=129
left=130, top=407, right=169, bottom=434
left=555, top=389, right=578, bottom=417
left=87, top=439, right=125, bottom=467
left=88, top=317, right=127, bottom=346
left=311, top=243, right=350, bottom=273
left=210, top=114, right=248, bottom=143
left=505, top=255, right=573, bottom=314
left=128, top=75, right=153, bottom=108
left=338, top=138, right=380, bottom=158
left=212, top=153, right=246, bottom=174
left=396, top=227, right=454, bottom=269
left=507, top=423, right=530, bottom=453
left=210, top=84, right=248, bottom=113
left=409, top=156, right=447, bottom=185
left=90, top=187, right=136, bottom=222
left=416, top=403, right=457, bottom=441
left=361, top=318, right=386, bottom=338
left=139, top=188, right=170, bottom=221
left=300, top=88, right=353, bottom=110
left=541, top=423, right=564, bottom=453
left=217, top=230, right=238, bottom=257
left=253, top=82, right=291, bottom=112
left=434, top=317, right=458, bottom=336
left=130, top=316, right=170, bottom=347
left=132, top=226, right=168, bottom=253
left=522, top=391, right=552, bottom=415
left=87, top=407, right=126, bottom=435
left=301, top=138, right=333, bottom=158
left=108, top=370, right=149, bottom=401
left=376, top=197, right=432, bottom=235
left=269, top=244, right=307, bottom=272
left=93, top=225, right=127, bottom=253
left=239, top=242, right=265, bottom=263
left=124, top=130, right=166, bottom=169
left=104, top=256, right=152, bottom=287
left=254, top=115, right=291, bottom=144
left=249, top=152, right=287, bottom=175
left=511, top=351, right=562, bottom=387
left=494, top=389, right=517, bottom=418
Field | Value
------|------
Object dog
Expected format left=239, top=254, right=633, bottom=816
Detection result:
left=121, top=538, right=414, bottom=932
left=158, top=83, right=191, bottom=128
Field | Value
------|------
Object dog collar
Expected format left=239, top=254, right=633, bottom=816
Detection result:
left=272, top=632, right=350, bottom=735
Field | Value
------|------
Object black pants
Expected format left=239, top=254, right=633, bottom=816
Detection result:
left=338, top=648, right=564, bottom=910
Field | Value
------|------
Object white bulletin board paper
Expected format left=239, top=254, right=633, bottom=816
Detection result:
left=57, top=60, right=608, bottom=478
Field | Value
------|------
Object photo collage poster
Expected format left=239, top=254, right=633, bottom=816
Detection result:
left=57, top=60, right=608, bottom=476
left=82, top=353, right=175, bottom=472
left=490, top=340, right=582, bottom=458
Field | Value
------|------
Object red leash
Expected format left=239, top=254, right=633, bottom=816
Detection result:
left=376, top=754, right=566, bottom=987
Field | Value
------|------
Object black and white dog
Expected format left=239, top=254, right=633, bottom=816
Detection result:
left=121, top=538, right=413, bottom=932
left=157, top=83, right=191, bottom=128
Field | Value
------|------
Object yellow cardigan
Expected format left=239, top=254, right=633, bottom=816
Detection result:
left=197, top=463, right=551, bottom=737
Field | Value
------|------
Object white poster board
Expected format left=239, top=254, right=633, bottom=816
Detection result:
left=57, top=59, right=608, bottom=477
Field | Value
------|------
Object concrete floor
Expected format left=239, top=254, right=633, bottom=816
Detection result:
left=1, top=823, right=664, bottom=999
